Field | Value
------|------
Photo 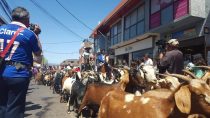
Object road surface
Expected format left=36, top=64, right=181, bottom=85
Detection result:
left=25, top=80, right=77, bottom=118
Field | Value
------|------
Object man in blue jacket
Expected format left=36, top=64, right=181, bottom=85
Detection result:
left=97, top=49, right=105, bottom=71
left=0, top=7, right=42, bottom=118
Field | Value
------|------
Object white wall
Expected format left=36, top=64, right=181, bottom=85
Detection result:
left=190, top=0, right=206, bottom=18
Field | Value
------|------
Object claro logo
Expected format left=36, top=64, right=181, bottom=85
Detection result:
left=0, top=28, right=23, bottom=35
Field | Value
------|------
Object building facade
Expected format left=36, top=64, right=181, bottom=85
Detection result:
left=91, top=0, right=210, bottom=66
left=0, top=0, right=11, bottom=25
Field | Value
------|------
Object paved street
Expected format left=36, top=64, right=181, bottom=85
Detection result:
left=25, top=80, right=77, bottom=118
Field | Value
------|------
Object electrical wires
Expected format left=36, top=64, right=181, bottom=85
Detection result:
left=42, top=41, right=81, bottom=44
left=56, top=0, right=93, bottom=31
left=55, top=0, right=107, bottom=38
left=43, top=50, right=78, bottom=54
left=30, top=0, right=84, bottom=41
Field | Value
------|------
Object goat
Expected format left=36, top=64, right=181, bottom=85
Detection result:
left=98, top=74, right=210, bottom=118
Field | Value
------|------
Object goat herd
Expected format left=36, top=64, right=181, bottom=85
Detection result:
left=34, top=65, right=210, bottom=118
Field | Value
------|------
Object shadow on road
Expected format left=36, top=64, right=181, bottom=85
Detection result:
left=24, top=113, right=32, bottom=117
left=24, top=101, right=42, bottom=117
left=35, top=97, right=54, bottom=118
left=25, top=104, right=42, bottom=111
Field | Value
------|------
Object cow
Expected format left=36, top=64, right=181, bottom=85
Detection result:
left=98, top=74, right=210, bottom=118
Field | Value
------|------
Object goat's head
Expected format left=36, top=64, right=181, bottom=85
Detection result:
left=139, top=65, right=157, bottom=83
left=112, top=67, right=126, bottom=82
left=169, top=74, right=210, bottom=114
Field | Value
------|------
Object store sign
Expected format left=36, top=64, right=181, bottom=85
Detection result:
left=125, top=47, right=133, bottom=52
left=115, top=37, right=153, bottom=56
left=172, top=28, right=197, bottom=40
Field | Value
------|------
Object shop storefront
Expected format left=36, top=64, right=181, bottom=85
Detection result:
left=114, top=36, right=155, bottom=65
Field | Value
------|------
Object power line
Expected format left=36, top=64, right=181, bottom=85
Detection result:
left=42, top=41, right=81, bottom=44
left=56, top=0, right=93, bottom=31
left=55, top=0, right=107, bottom=38
left=43, top=50, right=78, bottom=54
left=30, top=0, right=84, bottom=41
left=0, top=0, right=12, bottom=21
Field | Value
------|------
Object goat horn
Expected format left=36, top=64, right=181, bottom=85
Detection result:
left=112, top=67, right=119, bottom=70
left=123, top=66, right=130, bottom=70
left=195, top=66, right=210, bottom=70
left=168, top=74, right=191, bottom=82
left=182, top=69, right=199, bottom=79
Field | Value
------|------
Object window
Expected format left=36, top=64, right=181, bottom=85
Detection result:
left=161, top=0, right=173, bottom=8
left=161, top=5, right=173, bottom=25
left=150, top=12, right=160, bottom=29
left=150, top=0, right=189, bottom=29
left=111, top=21, right=121, bottom=45
left=130, top=25, right=137, bottom=38
left=124, top=5, right=145, bottom=41
left=107, top=35, right=111, bottom=49
left=137, top=21, right=145, bottom=35
left=138, top=5, right=145, bottom=21
left=151, top=0, right=160, bottom=14
left=130, top=10, right=137, bottom=25
left=174, top=0, right=188, bottom=19
left=124, top=29, right=129, bottom=41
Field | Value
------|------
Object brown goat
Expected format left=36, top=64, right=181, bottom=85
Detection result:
left=98, top=74, right=210, bottom=118
left=77, top=69, right=130, bottom=116
left=77, top=83, right=118, bottom=116
left=98, top=89, right=175, bottom=118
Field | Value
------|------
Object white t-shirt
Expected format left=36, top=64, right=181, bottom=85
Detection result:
left=144, top=58, right=153, bottom=66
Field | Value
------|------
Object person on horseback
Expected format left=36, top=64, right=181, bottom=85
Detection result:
left=97, top=49, right=106, bottom=72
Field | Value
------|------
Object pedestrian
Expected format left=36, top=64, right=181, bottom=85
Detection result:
left=122, top=59, right=128, bottom=66
left=143, top=53, right=153, bottom=66
left=158, top=39, right=184, bottom=74
left=0, top=7, right=42, bottom=118
left=187, top=55, right=206, bottom=78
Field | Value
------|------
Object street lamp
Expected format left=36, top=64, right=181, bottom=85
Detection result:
left=204, top=27, right=209, bottom=34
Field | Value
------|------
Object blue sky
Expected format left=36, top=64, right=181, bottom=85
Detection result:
left=6, top=0, right=121, bottom=64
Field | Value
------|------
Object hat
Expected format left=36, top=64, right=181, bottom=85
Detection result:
left=167, top=39, right=179, bottom=46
